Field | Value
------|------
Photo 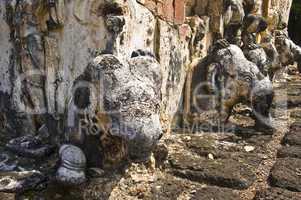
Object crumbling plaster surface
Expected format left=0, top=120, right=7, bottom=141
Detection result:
left=0, top=0, right=293, bottom=133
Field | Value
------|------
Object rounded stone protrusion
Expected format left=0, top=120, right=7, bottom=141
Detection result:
left=0, top=153, right=17, bottom=172
left=6, top=136, right=55, bottom=158
left=105, top=16, right=125, bottom=34
left=56, top=145, right=87, bottom=185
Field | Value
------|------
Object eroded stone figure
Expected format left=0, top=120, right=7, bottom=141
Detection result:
left=207, top=40, right=274, bottom=131
left=186, top=16, right=208, bottom=59
left=275, top=30, right=301, bottom=73
left=241, top=14, right=272, bottom=76
left=3, top=1, right=65, bottom=180
left=223, top=0, right=245, bottom=45
left=260, top=33, right=281, bottom=79
left=71, top=50, right=162, bottom=165
left=99, top=51, right=162, bottom=163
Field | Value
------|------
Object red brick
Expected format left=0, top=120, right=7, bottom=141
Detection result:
left=139, top=0, right=186, bottom=25
left=158, top=0, right=174, bottom=23
left=174, top=0, right=186, bottom=24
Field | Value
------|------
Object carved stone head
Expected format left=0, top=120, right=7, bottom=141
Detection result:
left=98, top=52, right=162, bottom=162
left=72, top=51, right=162, bottom=163
left=224, top=0, right=245, bottom=26
left=275, top=31, right=293, bottom=66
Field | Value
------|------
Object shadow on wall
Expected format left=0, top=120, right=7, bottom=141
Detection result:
left=288, top=0, right=301, bottom=46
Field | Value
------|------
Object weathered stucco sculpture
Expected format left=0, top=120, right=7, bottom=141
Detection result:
left=71, top=51, right=162, bottom=163
left=242, top=14, right=270, bottom=75
left=275, top=30, right=301, bottom=73
left=223, top=0, right=245, bottom=45
left=0, top=0, right=297, bottom=197
left=206, top=41, right=274, bottom=130
left=6, top=0, right=48, bottom=135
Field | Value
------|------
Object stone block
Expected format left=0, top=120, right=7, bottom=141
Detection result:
left=270, top=158, right=301, bottom=192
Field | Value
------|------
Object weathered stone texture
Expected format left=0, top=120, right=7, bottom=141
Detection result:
left=0, top=0, right=297, bottom=198
left=270, top=158, right=301, bottom=192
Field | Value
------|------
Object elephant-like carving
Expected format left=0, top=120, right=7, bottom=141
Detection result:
left=241, top=14, right=272, bottom=77
left=70, top=50, right=162, bottom=165
left=275, top=30, right=301, bottom=73
left=206, top=41, right=274, bottom=131
left=223, top=0, right=245, bottom=45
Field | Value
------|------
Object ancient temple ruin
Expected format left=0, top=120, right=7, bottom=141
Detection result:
left=0, top=0, right=301, bottom=199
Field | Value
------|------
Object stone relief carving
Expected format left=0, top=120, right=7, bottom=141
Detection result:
left=6, top=0, right=47, bottom=135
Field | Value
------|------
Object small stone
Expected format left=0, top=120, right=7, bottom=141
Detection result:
left=56, top=145, right=87, bottom=185
left=208, top=153, right=214, bottom=160
left=183, top=136, right=191, bottom=141
left=244, top=146, right=255, bottom=152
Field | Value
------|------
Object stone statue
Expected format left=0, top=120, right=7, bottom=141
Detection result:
left=101, top=51, right=162, bottom=162
left=223, top=0, right=245, bottom=45
left=275, top=30, right=301, bottom=73
left=260, top=33, right=282, bottom=79
left=70, top=50, right=162, bottom=166
left=241, top=14, right=271, bottom=76
left=207, top=40, right=274, bottom=131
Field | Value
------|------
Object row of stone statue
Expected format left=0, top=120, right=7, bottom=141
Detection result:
left=197, top=0, right=301, bottom=132
left=1, top=0, right=301, bottom=190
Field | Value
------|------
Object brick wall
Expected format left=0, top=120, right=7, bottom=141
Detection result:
left=138, top=0, right=186, bottom=24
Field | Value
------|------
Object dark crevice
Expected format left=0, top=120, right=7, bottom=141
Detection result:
left=288, top=0, right=301, bottom=45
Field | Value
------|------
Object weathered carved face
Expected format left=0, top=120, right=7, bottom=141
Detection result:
left=208, top=44, right=273, bottom=128
left=224, top=0, right=245, bottom=26
left=243, top=14, right=268, bottom=34
left=275, top=34, right=295, bottom=66
left=212, top=45, right=255, bottom=104
left=73, top=51, right=162, bottom=162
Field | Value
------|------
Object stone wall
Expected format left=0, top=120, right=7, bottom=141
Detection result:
left=0, top=0, right=294, bottom=166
